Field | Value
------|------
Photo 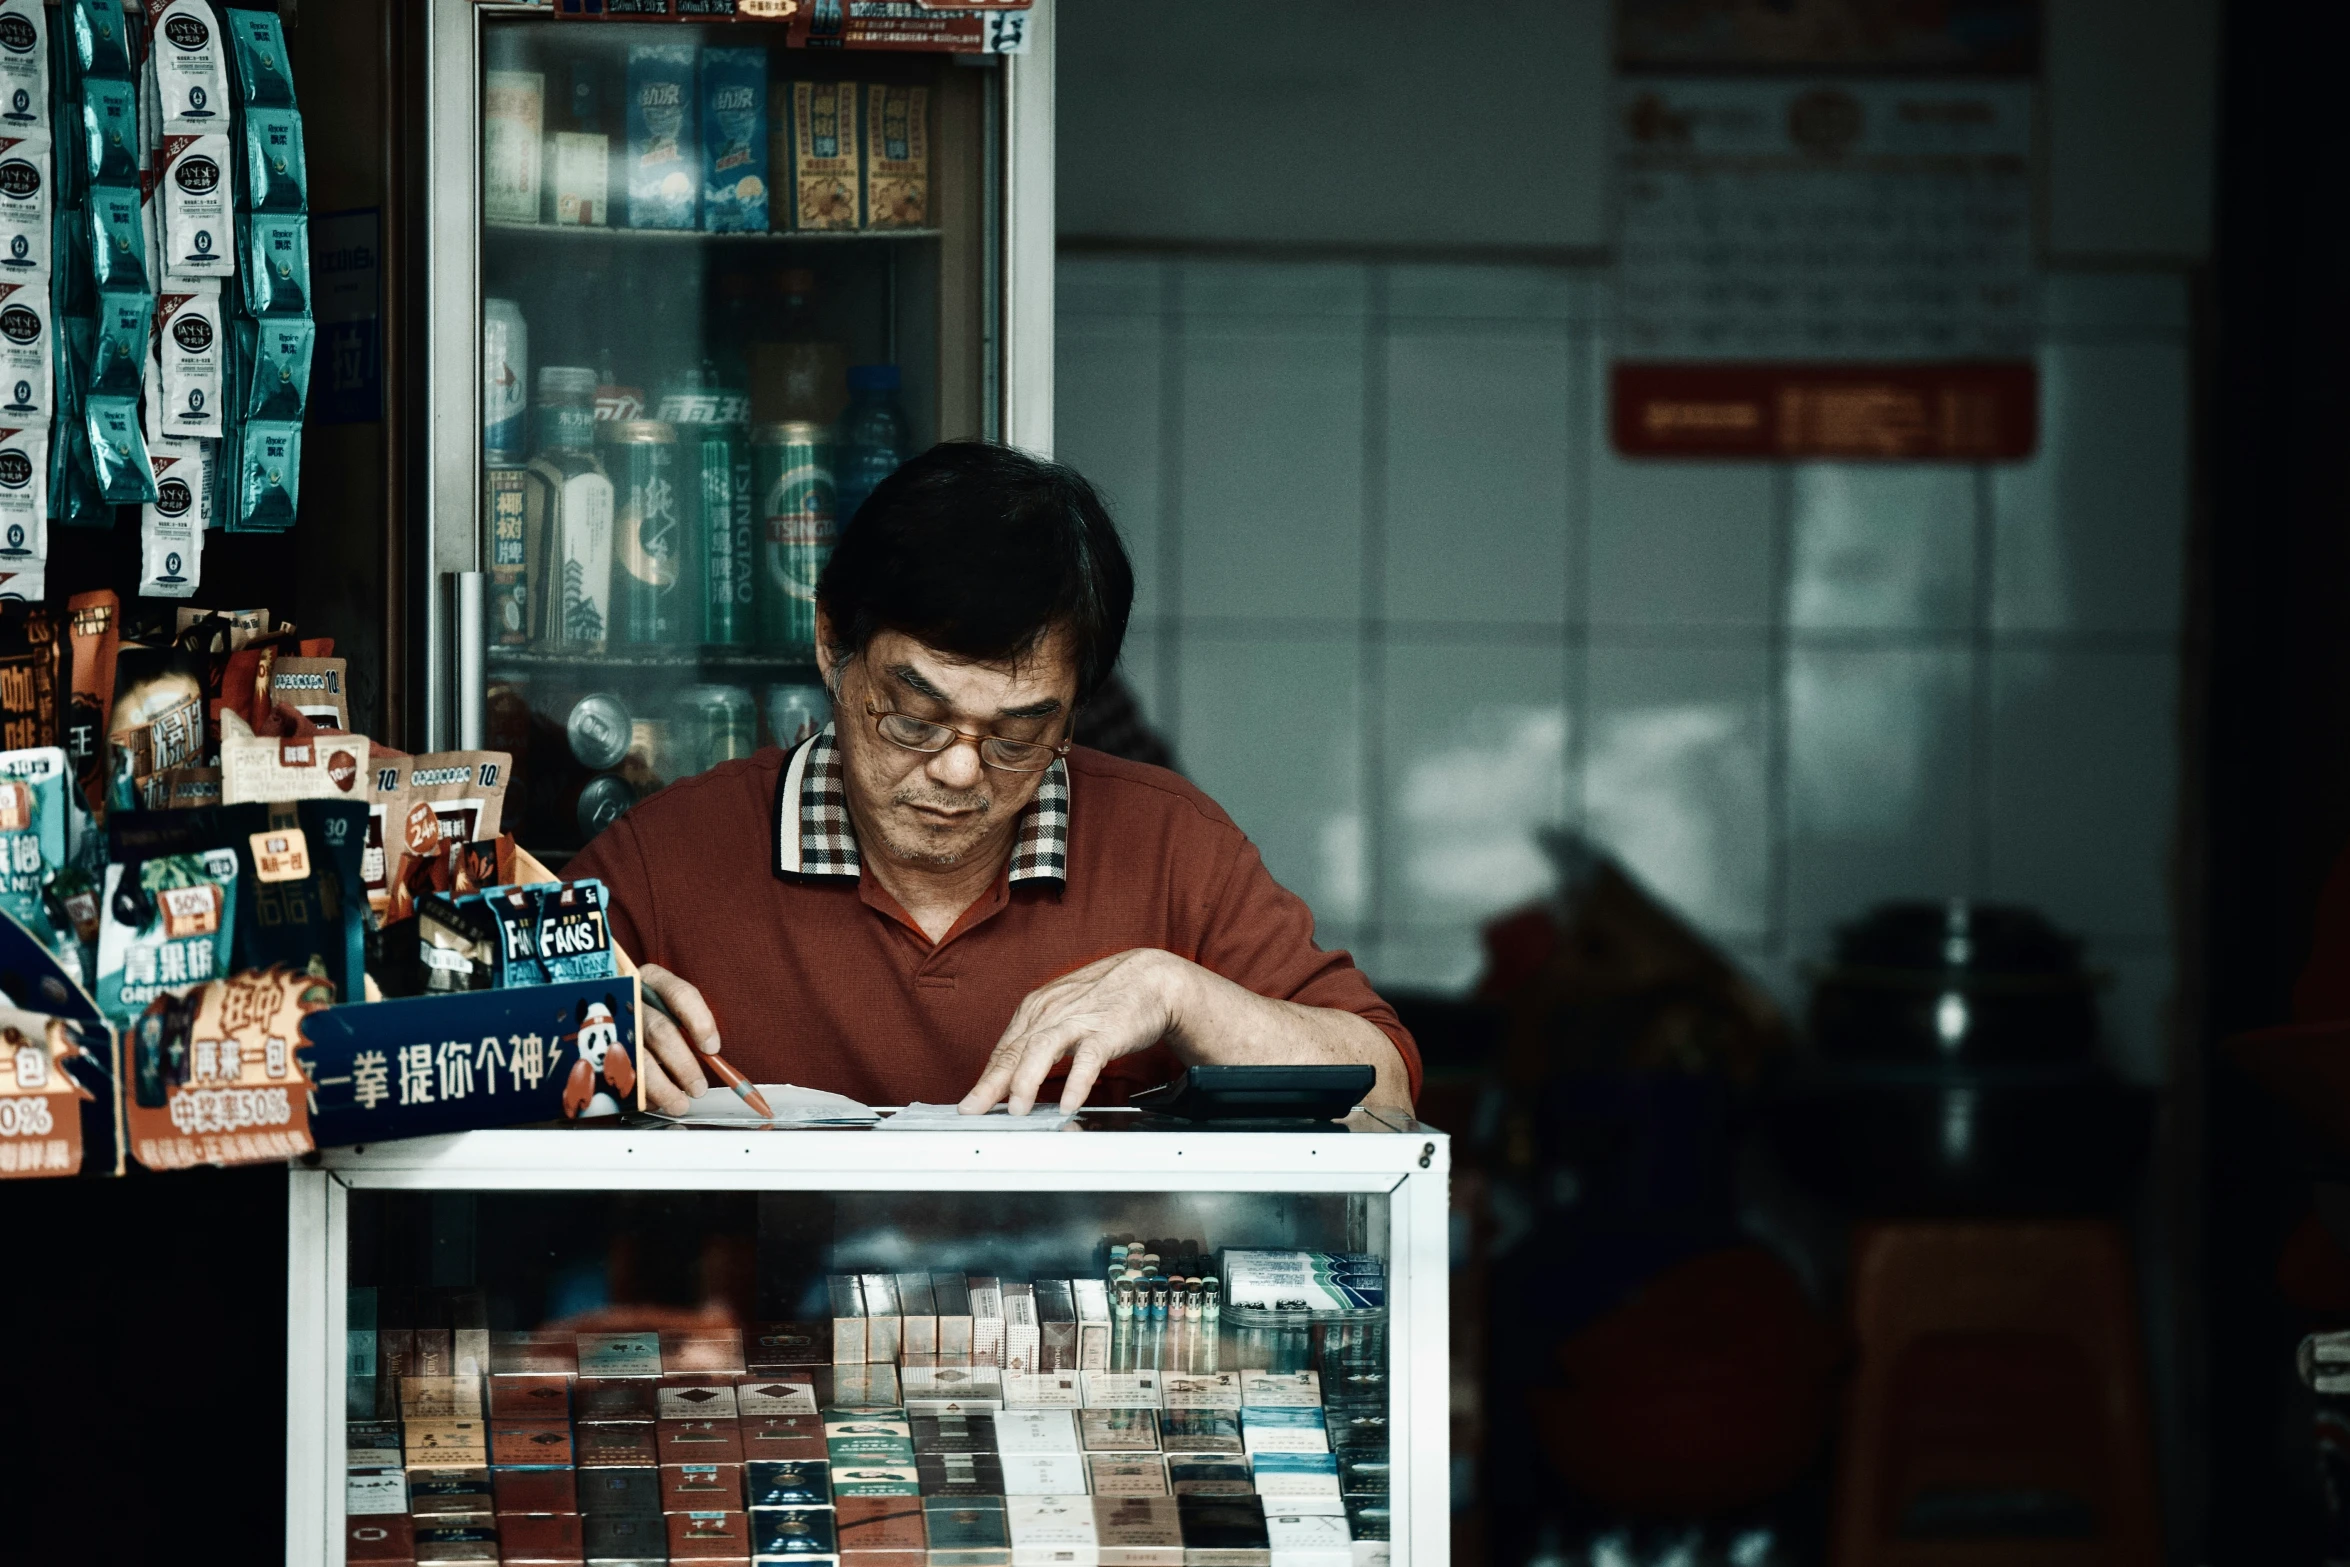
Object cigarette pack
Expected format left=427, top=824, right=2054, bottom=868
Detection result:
left=500, top=1512, right=588, bottom=1565
left=1325, top=1415, right=1386, bottom=1454
left=932, top=1274, right=975, bottom=1363
left=493, top=1332, right=581, bottom=1378
left=896, top=1273, right=939, bottom=1359
left=579, top=1423, right=662, bottom=1467
left=580, top=1332, right=665, bottom=1379
left=665, top=1329, right=750, bottom=1377
left=968, top=1279, right=1005, bottom=1368
left=1000, top=1453, right=1088, bottom=1497
left=662, top=1420, right=750, bottom=1465
left=492, top=1421, right=578, bottom=1470
left=994, top=1410, right=1079, bottom=1455
left=839, top=1496, right=929, bottom=1552
left=491, top=1375, right=575, bottom=1422
left=745, top=1416, right=826, bottom=1463
left=1339, top=1503, right=1386, bottom=1543
left=832, top=1464, right=922, bottom=1497
left=413, top=1522, right=501, bottom=1563
left=347, top=1468, right=409, bottom=1516
left=740, top=1379, right=821, bottom=1419
left=1239, top=1411, right=1327, bottom=1457
left=1070, top=1281, right=1111, bottom=1372
left=832, top=1364, right=902, bottom=1409
left=1174, top=1497, right=1270, bottom=1567
left=549, top=130, right=609, bottom=226
left=1003, top=1373, right=1082, bottom=1410
left=829, top=1277, right=868, bottom=1366
left=1088, top=1458, right=1168, bottom=1498
left=1237, top=1374, right=1318, bottom=1411
left=861, top=1275, right=904, bottom=1365
left=917, top=1451, right=1006, bottom=1497
left=1031, top=1281, right=1077, bottom=1373
left=1162, top=1377, right=1240, bottom=1413
left=1248, top=1455, right=1338, bottom=1501
left=578, top=1379, right=661, bottom=1423
left=578, top=1464, right=663, bottom=1517
left=1006, top=1495, right=1097, bottom=1565
left=405, top=1419, right=490, bottom=1468
left=1333, top=1456, right=1386, bottom=1497
left=494, top=1467, right=579, bottom=1515
left=904, top=1366, right=1005, bottom=1414
left=1081, top=1410, right=1160, bottom=1455
left=668, top=1462, right=750, bottom=1513
left=1160, top=1413, right=1242, bottom=1455
left=402, top=1376, right=486, bottom=1418
left=583, top=1513, right=669, bottom=1567
left=781, top=81, right=857, bottom=232
left=351, top=1288, right=380, bottom=1375
left=859, top=83, right=928, bottom=230
left=745, top=1458, right=830, bottom=1509
left=751, top=1324, right=832, bottom=1373
left=1001, top=1286, right=1038, bottom=1375
left=349, top=1421, right=406, bottom=1469
left=1349, top=1545, right=1388, bottom=1567
left=923, top=1497, right=1011, bottom=1566
left=1262, top=1513, right=1351, bottom=1567
left=1165, top=1459, right=1253, bottom=1499
left=407, top=1476, right=496, bottom=1526
left=347, top=1515, right=414, bottom=1564
left=1080, top=1373, right=1163, bottom=1412
left=1093, top=1497, right=1184, bottom=1567
left=828, top=1414, right=914, bottom=1442
left=663, top=1382, right=745, bottom=1421
left=913, top=1413, right=997, bottom=1455
left=672, top=1509, right=758, bottom=1561
left=452, top=1295, right=492, bottom=1381
left=1267, top=1498, right=1345, bottom=1519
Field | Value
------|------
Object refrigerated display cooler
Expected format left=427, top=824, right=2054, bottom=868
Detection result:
left=415, top=0, right=1055, bottom=860
left=285, top=1117, right=1451, bottom=1567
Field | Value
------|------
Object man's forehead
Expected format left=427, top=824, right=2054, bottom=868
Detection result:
left=870, top=629, right=1076, bottom=711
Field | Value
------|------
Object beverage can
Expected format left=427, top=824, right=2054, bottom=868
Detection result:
left=485, top=465, right=534, bottom=647
left=567, top=691, right=632, bottom=773
left=764, top=683, right=829, bottom=751
left=483, top=297, right=528, bottom=463
left=606, top=419, right=682, bottom=645
left=657, top=384, right=752, bottom=647
left=679, top=684, right=757, bottom=777
left=576, top=773, right=635, bottom=840
left=753, top=420, right=834, bottom=656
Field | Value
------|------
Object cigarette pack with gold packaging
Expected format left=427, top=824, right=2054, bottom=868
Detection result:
left=671, top=1509, right=757, bottom=1561
left=1006, top=1495, right=1096, bottom=1566
left=664, top=1328, right=748, bottom=1377
left=1081, top=1409, right=1161, bottom=1454
left=493, top=1332, right=581, bottom=1378
left=1161, top=1377, right=1239, bottom=1413
left=499, top=1512, right=587, bottom=1565
left=668, top=1461, right=750, bottom=1513
left=746, top=1414, right=827, bottom=1462
left=409, top=1475, right=498, bottom=1520
left=349, top=1468, right=411, bottom=1516
left=1087, top=1458, right=1168, bottom=1498
left=829, top=1276, right=868, bottom=1365
left=831, top=1364, right=901, bottom=1409
left=1174, top=1497, right=1269, bottom=1567
left=1093, top=1497, right=1184, bottom=1567
left=931, top=1276, right=974, bottom=1365
left=663, top=1419, right=750, bottom=1464
left=911, top=1413, right=995, bottom=1455
left=493, top=1421, right=578, bottom=1470
left=968, top=1279, right=1004, bottom=1369
left=492, top=1374, right=574, bottom=1422
left=414, top=1523, right=501, bottom=1563
left=745, top=1458, right=829, bottom=1509
left=924, top=1497, right=1011, bottom=1567
left=406, top=1419, right=491, bottom=1468
left=1080, top=1373, right=1163, bottom=1412
left=1165, top=1459, right=1252, bottom=1498
left=582, top=1513, right=668, bottom=1567
left=1262, top=1513, right=1351, bottom=1567
left=895, top=1273, right=939, bottom=1359
left=416, top=1329, right=457, bottom=1377
left=1237, top=1374, right=1317, bottom=1411
left=578, top=1422, right=661, bottom=1468
left=904, top=1366, right=1003, bottom=1414
left=1002, top=1373, right=1081, bottom=1411
left=780, top=81, right=857, bottom=233
left=858, top=83, right=929, bottom=229
left=403, top=1375, right=484, bottom=1419
left=495, top=1468, right=579, bottom=1515
left=860, top=1274, right=903, bottom=1364
left=580, top=1331, right=665, bottom=1379
left=348, top=1515, right=416, bottom=1564
left=577, top=1378, right=660, bottom=1423
left=751, top=1323, right=831, bottom=1374
left=1160, top=1414, right=1241, bottom=1456
left=755, top=1506, right=842, bottom=1556
left=578, top=1464, right=662, bottom=1517
left=832, top=1464, right=922, bottom=1497
left=1030, top=1281, right=1076, bottom=1373
left=740, top=1378, right=821, bottom=1419
left=1000, top=1453, right=1087, bottom=1496
left=993, top=1410, right=1078, bottom=1455
left=663, top=1381, right=743, bottom=1421
left=1248, top=1456, right=1338, bottom=1501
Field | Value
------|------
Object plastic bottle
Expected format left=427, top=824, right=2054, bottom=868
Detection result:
left=753, top=268, right=846, bottom=426
left=834, top=363, right=909, bottom=529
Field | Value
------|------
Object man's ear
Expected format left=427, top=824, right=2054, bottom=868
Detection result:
left=814, top=610, right=841, bottom=695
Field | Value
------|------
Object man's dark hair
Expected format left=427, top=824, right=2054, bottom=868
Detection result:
left=816, top=440, right=1134, bottom=701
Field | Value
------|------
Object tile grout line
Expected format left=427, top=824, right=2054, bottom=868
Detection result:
left=1359, top=266, right=1392, bottom=965
left=1968, top=462, right=1999, bottom=897
left=1155, top=261, right=1186, bottom=744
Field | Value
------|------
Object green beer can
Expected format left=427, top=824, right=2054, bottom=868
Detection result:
left=754, top=420, right=835, bottom=656
left=607, top=418, right=683, bottom=645
left=657, top=384, right=755, bottom=647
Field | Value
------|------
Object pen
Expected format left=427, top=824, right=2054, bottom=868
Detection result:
left=639, top=981, right=774, bottom=1119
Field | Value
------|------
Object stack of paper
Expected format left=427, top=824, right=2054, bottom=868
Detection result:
left=877, top=1103, right=1076, bottom=1132
left=648, top=1083, right=881, bottom=1128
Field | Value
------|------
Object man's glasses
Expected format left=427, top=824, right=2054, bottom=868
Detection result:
left=865, top=701, right=1070, bottom=773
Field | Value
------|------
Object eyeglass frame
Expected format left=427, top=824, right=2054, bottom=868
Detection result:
left=862, top=698, right=1073, bottom=773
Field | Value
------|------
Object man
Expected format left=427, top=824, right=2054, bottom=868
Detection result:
left=569, top=441, right=1418, bottom=1117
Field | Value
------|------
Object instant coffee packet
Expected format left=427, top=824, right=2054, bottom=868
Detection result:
left=147, top=0, right=230, bottom=135
left=158, top=132, right=229, bottom=280
left=156, top=284, right=222, bottom=439
left=218, top=705, right=367, bottom=807
left=0, top=134, right=49, bottom=286
left=0, top=1, right=47, bottom=143
left=241, top=105, right=304, bottom=212
left=265, top=656, right=347, bottom=729
left=225, top=8, right=295, bottom=108
left=0, top=746, right=81, bottom=982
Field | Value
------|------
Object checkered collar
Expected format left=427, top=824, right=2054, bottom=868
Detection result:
left=774, top=723, right=1070, bottom=887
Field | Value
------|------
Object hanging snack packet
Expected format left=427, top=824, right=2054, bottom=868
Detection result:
left=400, top=751, right=512, bottom=855
left=93, top=848, right=239, bottom=1029
left=529, top=880, right=614, bottom=984
left=85, top=394, right=157, bottom=504
left=0, top=746, right=74, bottom=961
left=0, top=424, right=46, bottom=571
left=88, top=182, right=147, bottom=291
left=0, top=602, right=59, bottom=751
left=361, top=748, right=415, bottom=920
left=90, top=287, right=148, bottom=399
left=156, top=284, right=220, bottom=438
left=149, top=0, right=228, bottom=131
left=0, top=133, right=48, bottom=281
left=109, top=645, right=208, bottom=791
left=232, top=418, right=297, bottom=531
left=66, top=590, right=119, bottom=816
left=417, top=890, right=495, bottom=994
left=159, top=133, right=228, bottom=280
left=235, top=801, right=368, bottom=1000
left=0, top=0, right=46, bottom=138
left=226, top=8, right=295, bottom=108
left=140, top=437, right=204, bottom=597
left=241, top=104, right=302, bottom=213
left=265, top=656, right=348, bottom=729
left=237, top=312, right=308, bottom=421
left=219, top=707, right=367, bottom=807
left=239, top=211, right=306, bottom=317
left=0, top=277, right=46, bottom=416
left=68, top=0, right=130, bottom=83
left=79, top=78, right=137, bottom=185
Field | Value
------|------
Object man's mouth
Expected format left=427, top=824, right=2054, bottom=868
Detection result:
left=903, top=800, right=985, bottom=828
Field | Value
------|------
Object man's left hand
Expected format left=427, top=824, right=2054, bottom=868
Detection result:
left=959, top=948, right=1183, bottom=1117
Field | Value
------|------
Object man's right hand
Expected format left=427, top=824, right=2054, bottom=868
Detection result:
left=637, top=963, right=724, bottom=1115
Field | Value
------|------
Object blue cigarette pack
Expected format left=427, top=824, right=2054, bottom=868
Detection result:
left=699, top=46, right=767, bottom=233
left=625, top=42, right=697, bottom=230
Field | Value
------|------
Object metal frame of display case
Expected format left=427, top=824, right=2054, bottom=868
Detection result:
left=286, top=1121, right=1448, bottom=1567
left=416, top=0, right=1058, bottom=753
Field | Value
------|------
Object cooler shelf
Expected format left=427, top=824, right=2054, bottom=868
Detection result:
left=485, top=221, right=943, bottom=244
left=486, top=647, right=825, bottom=674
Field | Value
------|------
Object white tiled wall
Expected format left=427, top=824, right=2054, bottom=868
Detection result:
left=1058, top=257, right=2190, bottom=1084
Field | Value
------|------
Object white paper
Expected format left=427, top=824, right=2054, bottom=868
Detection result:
left=648, top=1081, right=879, bottom=1127
left=880, top=1102, right=1074, bottom=1132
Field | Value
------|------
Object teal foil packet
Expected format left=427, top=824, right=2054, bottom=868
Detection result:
left=233, top=418, right=297, bottom=531
left=79, top=77, right=137, bottom=184
left=0, top=746, right=76, bottom=971
left=88, top=183, right=147, bottom=292
left=87, top=285, right=148, bottom=397
left=240, top=211, right=307, bottom=316
left=93, top=848, right=240, bottom=1028
left=241, top=105, right=304, bottom=213
left=51, top=201, right=89, bottom=318
left=68, top=0, right=129, bottom=81
left=85, top=393, right=156, bottom=504
left=227, top=8, right=295, bottom=108
left=238, top=313, right=310, bottom=421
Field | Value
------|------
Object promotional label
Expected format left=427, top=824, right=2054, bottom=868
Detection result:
left=122, top=964, right=328, bottom=1171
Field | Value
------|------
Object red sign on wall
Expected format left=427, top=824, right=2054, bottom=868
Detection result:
left=1611, top=362, right=2039, bottom=461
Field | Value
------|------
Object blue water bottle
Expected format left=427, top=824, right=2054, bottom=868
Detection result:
left=835, top=364, right=909, bottom=529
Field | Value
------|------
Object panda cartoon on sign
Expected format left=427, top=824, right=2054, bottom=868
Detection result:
left=561, top=996, right=636, bottom=1119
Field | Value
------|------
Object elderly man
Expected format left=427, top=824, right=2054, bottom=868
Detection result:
left=569, top=440, right=1417, bottom=1117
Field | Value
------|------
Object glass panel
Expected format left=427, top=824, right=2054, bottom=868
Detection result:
left=475, top=18, right=993, bottom=857
left=342, top=1189, right=1395, bottom=1557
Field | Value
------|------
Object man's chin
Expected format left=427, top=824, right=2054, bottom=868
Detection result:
left=874, top=823, right=989, bottom=868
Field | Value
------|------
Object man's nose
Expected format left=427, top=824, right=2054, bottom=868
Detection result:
left=924, top=738, right=987, bottom=791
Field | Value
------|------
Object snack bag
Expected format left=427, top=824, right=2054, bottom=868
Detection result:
left=93, top=847, right=238, bottom=1028
left=218, top=706, right=367, bottom=806
left=149, top=0, right=230, bottom=133
left=0, top=745, right=76, bottom=977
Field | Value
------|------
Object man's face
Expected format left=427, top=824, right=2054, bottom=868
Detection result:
left=820, top=625, right=1078, bottom=872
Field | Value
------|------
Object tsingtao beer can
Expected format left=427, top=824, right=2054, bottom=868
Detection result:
left=656, top=389, right=753, bottom=648
left=754, top=420, right=834, bottom=656
left=605, top=418, right=683, bottom=645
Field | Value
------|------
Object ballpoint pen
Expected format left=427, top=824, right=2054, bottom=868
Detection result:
left=640, top=980, right=775, bottom=1119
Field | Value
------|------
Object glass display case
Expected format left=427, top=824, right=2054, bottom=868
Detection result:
left=417, top=0, right=1056, bottom=858
left=286, top=1118, right=1448, bottom=1567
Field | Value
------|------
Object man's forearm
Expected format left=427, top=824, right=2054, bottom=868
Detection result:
left=1160, top=959, right=1414, bottom=1113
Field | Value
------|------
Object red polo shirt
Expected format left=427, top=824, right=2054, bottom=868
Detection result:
left=566, top=731, right=1420, bottom=1108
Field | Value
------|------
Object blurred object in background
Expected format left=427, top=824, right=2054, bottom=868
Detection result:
left=1075, top=671, right=1179, bottom=772
left=1770, top=901, right=2153, bottom=1216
